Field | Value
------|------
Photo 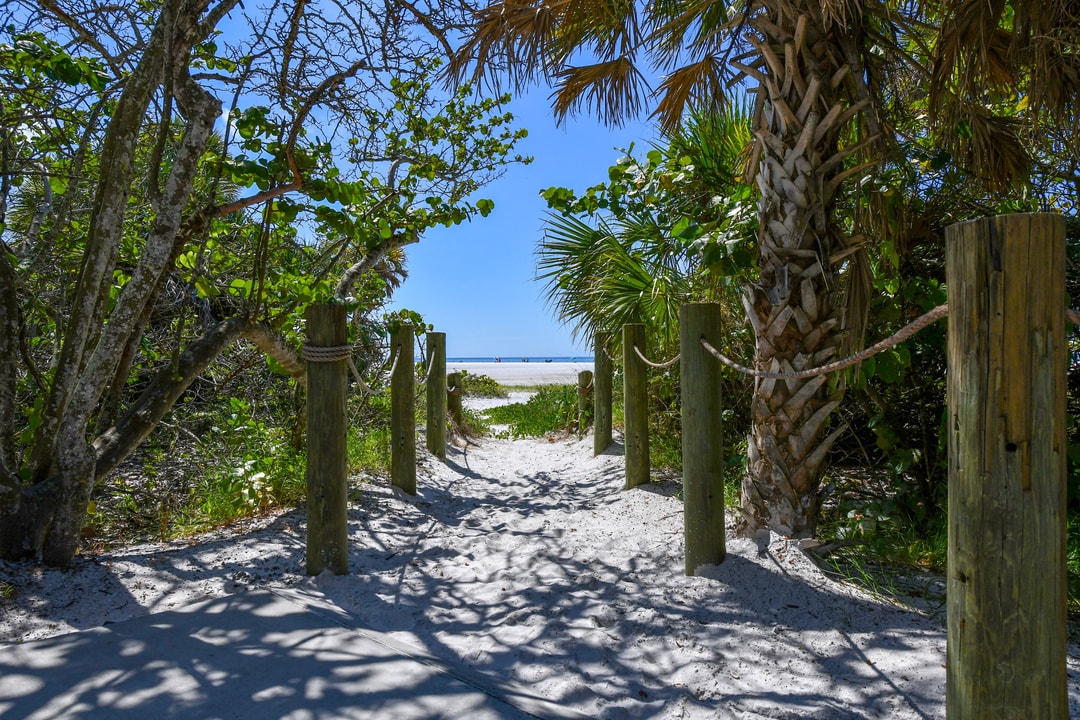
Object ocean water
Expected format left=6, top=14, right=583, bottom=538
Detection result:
left=446, top=356, right=594, bottom=363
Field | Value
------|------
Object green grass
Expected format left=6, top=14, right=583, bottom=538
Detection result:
left=484, top=385, right=578, bottom=438
left=348, top=426, right=392, bottom=474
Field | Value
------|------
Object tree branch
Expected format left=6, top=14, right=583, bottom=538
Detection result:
left=92, top=316, right=253, bottom=480
left=91, top=316, right=305, bottom=480
left=334, top=230, right=417, bottom=299
left=0, top=245, right=20, bottom=474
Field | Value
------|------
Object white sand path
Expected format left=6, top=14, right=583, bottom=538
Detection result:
left=3, top=414, right=1079, bottom=718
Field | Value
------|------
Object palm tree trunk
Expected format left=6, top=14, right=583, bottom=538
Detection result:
left=739, top=0, right=867, bottom=536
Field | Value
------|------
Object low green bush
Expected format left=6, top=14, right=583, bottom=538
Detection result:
left=461, top=371, right=508, bottom=398
left=484, top=385, right=578, bottom=438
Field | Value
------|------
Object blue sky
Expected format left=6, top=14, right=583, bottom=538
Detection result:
left=389, top=89, right=659, bottom=359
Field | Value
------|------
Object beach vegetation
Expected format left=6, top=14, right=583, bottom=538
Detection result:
left=449, top=0, right=1080, bottom=554
left=460, top=371, right=509, bottom=399
left=0, top=1, right=530, bottom=565
left=484, top=385, right=579, bottom=439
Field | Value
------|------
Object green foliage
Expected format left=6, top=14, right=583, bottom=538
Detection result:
left=182, top=398, right=306, bottom=531
left=646, top=369, right=682, bottom=470
left=0, top=31, right=108, bottom=90
left=1069, top=516, right=1080, bottom=618
left=209, top=62, right=530, bottom=258
left=348, top=427, right=392, bottom=475
left=460, top=371, right=508, bottom=398
left=537, top=106, right=756, bottom=349
left=484, top=385, right=578, bottom=438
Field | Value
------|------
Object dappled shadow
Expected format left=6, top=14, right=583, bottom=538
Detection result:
left=314, top=436, right=950, bottom=719
left=0, top=430, right=1028, bottom=718
left=0, top=511, right=309, bottom=642
left=0, top=589, right=570, bottom=719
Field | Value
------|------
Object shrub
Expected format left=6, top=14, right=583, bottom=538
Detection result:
left=461, top=370, right=508, bottom=398
left=484, top=385, right=577, bottom=438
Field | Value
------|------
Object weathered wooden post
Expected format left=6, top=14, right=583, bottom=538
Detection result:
left=304, top=303, right=349, bottom=575
left=390, top=324, right=416, bottom=495
left=447, top=371, right=464, bottom=429
left=680, top=303, right=726, bottom=574
left=945, top=213, right=1067, bottom=719
left=623, top=323, right=649, bottom=488
left=593, top=336, right=613, bottom=455
left=426, top=331, right=447, bottom=458
left=577, top=370, right=593, bottom=437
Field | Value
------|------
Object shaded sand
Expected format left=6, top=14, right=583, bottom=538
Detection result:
left=448, top=360, right=593, bottom=386
left=4, top=401, right=1080, bottom=718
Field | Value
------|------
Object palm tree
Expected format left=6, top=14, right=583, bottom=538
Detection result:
left=451, top=0, right=1078, bottom=537
left=538, top=211, right=696, bottom=350
left=538, top=103, right=754, bottom=356
left=451, top=0, right=886, bottom=536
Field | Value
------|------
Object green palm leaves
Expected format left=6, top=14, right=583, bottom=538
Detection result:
left=537, top=210, right=694, bottom=350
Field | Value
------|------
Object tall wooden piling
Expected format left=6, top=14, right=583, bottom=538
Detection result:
left=304, top=303, right=349, bottom=575
left=577, top=370, right=593, bottom=437
left=623, top=323, right=649, bottom=489
left=390, top=324, right=416, bottom=495
left=426, top=332, right=447, bottom=458
left=680, top=303, right=726, bottom=574
left=945, top=213, right=1067, bottom=719
left=447, top=371, right=464, bottom=429
left=593, top=336, right=613, bottom=455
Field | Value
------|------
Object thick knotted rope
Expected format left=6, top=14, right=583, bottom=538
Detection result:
left=302, top=342, right=399, bottom=396
left=417, top=346, right=438, bottom=385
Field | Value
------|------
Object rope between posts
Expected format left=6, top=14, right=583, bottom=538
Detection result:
left=411, top=346, right=439, bottom=401
left=417, top=345, right=438, bottom=385
left=700, top=304, right=949, bottom=380
left=588, top=304, right=1079, bottom=381
left=633, top=345, right=681, bottom=369
left=302, top=342, right=399, bottom=397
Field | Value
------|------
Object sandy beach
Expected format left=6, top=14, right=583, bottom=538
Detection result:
left=447, top=360, right=594, bottom=386
left=3, top=394, right=1079, bottom=718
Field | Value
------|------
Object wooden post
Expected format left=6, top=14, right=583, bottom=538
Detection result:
left=593, top=336, right=613, bottom=455
left=426, top=332, right=447, bottom=458
left=623, top=323, right=649, bottom=488
left=945, top=213, right=1067, bottom=719
left=304, top=304, right=349, bottom=576
left=680, top=303, right=726, bottom=574
left=447, top=371, right=464, bottom=428
left=390, top=324, right=416, bottom=495
left=577, top=370, right=593, bottom=437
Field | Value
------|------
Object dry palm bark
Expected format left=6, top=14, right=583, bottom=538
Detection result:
left=735, top=0, right=874, bottom=536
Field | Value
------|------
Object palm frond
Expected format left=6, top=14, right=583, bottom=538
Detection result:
left=646, top=0, right=737, bottom=58
left=558, top=0, right=642, bottom=61
left=652, top=55, right=730, bottom=133
left=551, top=57, right=650, bottom=125
left=538, top=207, right=694, bottom=347
left=447, top=1, right=566, bottom=92
left=661, top=99, right=754, bottom=202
